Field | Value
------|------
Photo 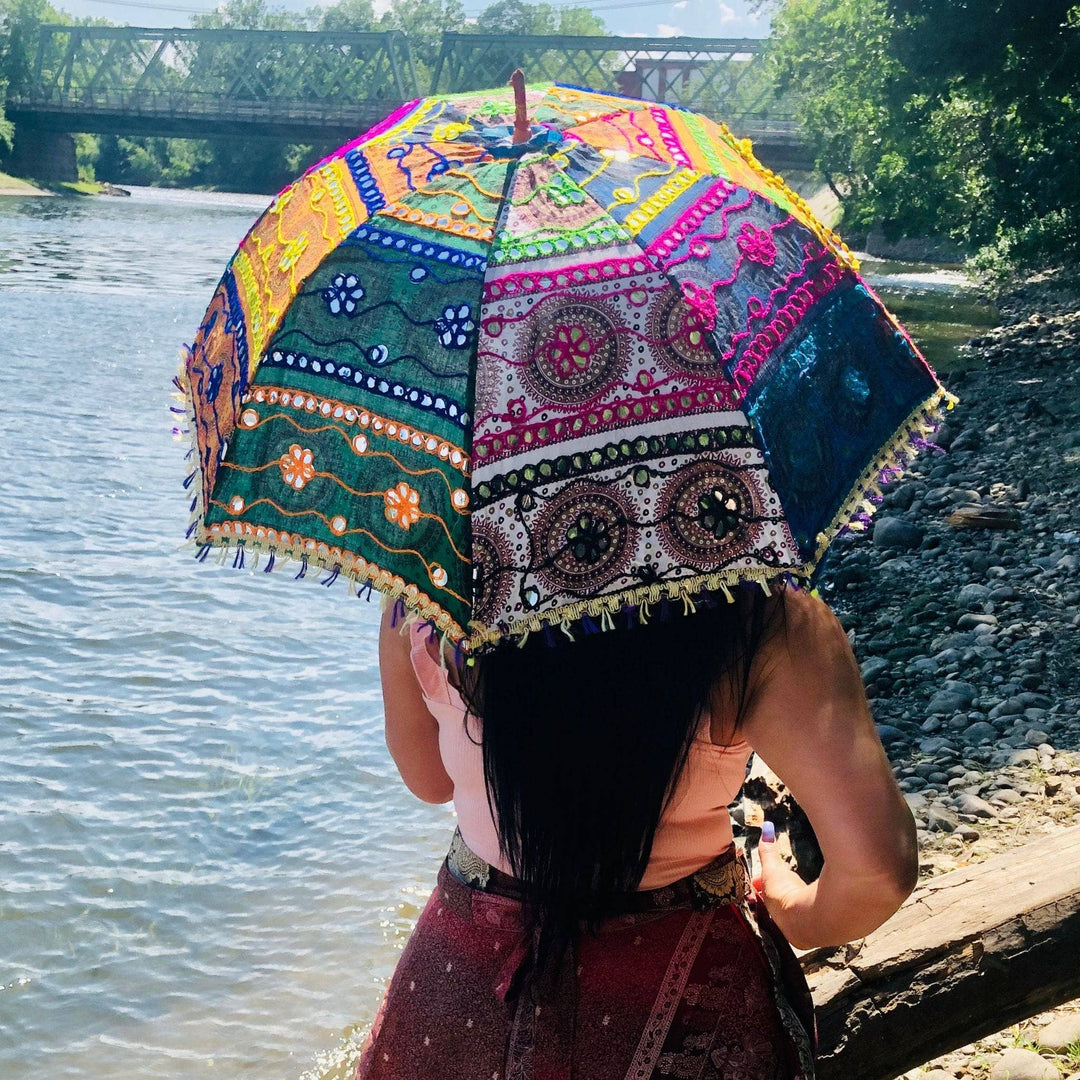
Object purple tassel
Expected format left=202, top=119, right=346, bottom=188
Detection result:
left=911, top=436, right=944, bottom=455
left=264, top=550, right=275, bottom=573
left=189, top=496, right=197, bottom=513
left=581, top=615, right=600, bottom=634
left=185, top=521, right=197, bottom=539
left=452, top=640, right=467, bottom=667
left=169, top=405, right=187, bottom=415
left=172, top=374, right=184, bottom=391
left=426, top=621, right=437, bottom=643
left=543, top=625, right=557, bottom=646
left=358, top=580, right=374, bottom=602
left=295, top=555, right=308, bottom=580
left=196, top=544, right=211, bottom=562
left=182, top=471, right=197, bottom=490
left=233, top=545, right=245, bottom=569
left=321, top=566, right=340, bottom=587
left=623, top=604, right=636, bottom=630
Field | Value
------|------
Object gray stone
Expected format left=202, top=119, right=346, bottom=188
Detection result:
left=876, top=723, right=905, bottom=744
left=955, top=793, right=998, bottom=819
left=861, top=657, right=890, bottom=682
left=958, top=583, right=991, bottom=609
left=988, top=1047, right=1059, bottom=1080
left=1007, top=749, right=1039, bottom=766
left=959, top=612, right=999, bottom=630
left=928, top=681, right=979, bottom=714
left=990, top=698, right=1026, bottom=720
left=1026, top=729, right=1050, bottom=747
left=962, top=721, right=997, bottom=744
left=903, top=792, right=929, bottom=812
left=910, top=657, right=941, bottom=675
left=1036, top=1010, right=1080, bottom=1054
left=926, top=805, right=960, bottom=833
left=990, top=584, right=1019, bottom=601
left=991, top=788, right=1023, bottom=805
left=919, top=737, right=951, bottom=755
left=874, top=517, right=926, bottom=550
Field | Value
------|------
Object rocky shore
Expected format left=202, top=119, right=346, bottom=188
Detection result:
left=818, top=267, right=1080, bottom=1080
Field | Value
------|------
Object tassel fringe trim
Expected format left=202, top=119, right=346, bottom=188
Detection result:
left=178, top=346, right=956, bottom=655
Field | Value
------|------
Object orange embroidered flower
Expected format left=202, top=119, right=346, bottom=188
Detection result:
left=384, top=482, right=421, bottom=529
left=279, top=444, right=315, bottom=490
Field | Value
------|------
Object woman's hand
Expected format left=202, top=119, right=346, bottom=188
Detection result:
left=752, top=827, right=816, bottom=939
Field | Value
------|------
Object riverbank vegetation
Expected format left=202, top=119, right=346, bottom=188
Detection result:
left=756, top=0, right=1080, bottom=276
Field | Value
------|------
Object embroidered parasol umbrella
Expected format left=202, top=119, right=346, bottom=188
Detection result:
left=178, top=79, right=955, bottom=653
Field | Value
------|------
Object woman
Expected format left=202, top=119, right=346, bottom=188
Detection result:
left=360, top=584, right=918, bottom=1080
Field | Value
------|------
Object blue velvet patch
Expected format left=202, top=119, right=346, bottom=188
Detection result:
left=742, top=277, right=936, bottom=562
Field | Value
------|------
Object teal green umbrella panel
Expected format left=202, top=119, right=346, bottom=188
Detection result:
left=179, top=83, right=955, bottom=651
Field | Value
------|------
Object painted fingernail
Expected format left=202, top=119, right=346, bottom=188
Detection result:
left=761, top=821, right=776, bottom=843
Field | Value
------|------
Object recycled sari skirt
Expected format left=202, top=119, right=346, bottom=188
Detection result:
left=357, top=831, right=816, bottom=1080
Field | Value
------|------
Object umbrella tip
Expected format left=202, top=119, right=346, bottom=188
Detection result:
left=509, top=69, right=530, bottom=145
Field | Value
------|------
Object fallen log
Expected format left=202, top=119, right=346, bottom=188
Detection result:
left=945, top=505, right=1022, bottom=529
left=805, top=823, right=1080, bottom=1080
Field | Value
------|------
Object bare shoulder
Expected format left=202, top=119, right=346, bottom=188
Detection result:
left=767, top=588, right=855, bottom=676
left=746, top=588, right=866, bottom=727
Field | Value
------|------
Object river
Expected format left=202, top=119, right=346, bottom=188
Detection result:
left=0, top=186, right=995, bottom=1080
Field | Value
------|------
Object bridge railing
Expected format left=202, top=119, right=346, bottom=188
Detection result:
left=6, top=26, right=799, bottom=142
left=11, top=26, right=419, bottom=118
left=430, top=33, right=796, bottom=130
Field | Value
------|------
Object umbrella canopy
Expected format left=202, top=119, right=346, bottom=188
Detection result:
left=179, top=82, right=955, bottom=651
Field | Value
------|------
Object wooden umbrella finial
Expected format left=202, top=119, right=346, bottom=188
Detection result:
left=510, top=69, right=530, bottom=145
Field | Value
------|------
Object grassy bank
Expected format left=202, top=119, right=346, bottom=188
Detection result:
left=0, top=170, right=127, bottom=196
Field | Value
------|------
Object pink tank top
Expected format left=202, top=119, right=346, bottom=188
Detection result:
left=407, top=622, right=751, bottom=890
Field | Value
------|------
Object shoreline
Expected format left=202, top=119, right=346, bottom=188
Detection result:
left=0, top=170, right=131, bottom=197
left=820, top=266, right=1080, bottom=1080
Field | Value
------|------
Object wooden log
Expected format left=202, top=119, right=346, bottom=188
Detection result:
left=805, top=824, right=1080, bottom=1080
left=945, top=505, right=1021, bottom=529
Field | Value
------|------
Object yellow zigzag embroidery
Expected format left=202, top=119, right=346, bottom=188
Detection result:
left=623, top=169, right=702, bottom=235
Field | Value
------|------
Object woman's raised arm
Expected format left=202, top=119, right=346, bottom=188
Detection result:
left=740, top=588, right=918, bottom=949
left=378, top=607, right=455, bottom=804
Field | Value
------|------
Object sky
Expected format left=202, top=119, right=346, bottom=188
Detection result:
left=53, top=0, right=772, bottom=39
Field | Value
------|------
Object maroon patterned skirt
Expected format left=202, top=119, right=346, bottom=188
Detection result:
left=358, top=832, right=815, bottom=1080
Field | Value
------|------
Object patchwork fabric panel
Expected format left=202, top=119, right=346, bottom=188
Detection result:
left=184, top=84, right=951, bottom=648
left=470, top=414, right=800, bottom=630
left=742, top=277, right=937, bottom=562
left=203, top=215, right=488, bottom=633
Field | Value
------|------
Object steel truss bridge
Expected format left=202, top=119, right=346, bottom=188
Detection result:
left=5, top=26, right=806, bottom=163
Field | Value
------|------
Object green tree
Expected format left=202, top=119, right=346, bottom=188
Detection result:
left=762, top=0, right=1080, bottom=271
left=0, top=0, right=70, bottom=151
left=381, top=0, right=465, bottom=75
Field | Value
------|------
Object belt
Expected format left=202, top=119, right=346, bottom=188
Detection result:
left=445, top=826, right=749, bottom=912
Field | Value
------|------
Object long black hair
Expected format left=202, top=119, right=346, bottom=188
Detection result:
left=457, top=584, right=785, bottom=983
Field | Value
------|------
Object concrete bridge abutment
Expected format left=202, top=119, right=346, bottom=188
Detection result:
left=5, top=125, right=78, bottom=183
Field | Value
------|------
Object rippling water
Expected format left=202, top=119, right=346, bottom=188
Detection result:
left=0, top=188, right=991, bottom=1080
left=0, top=187, right=453, bottom=1080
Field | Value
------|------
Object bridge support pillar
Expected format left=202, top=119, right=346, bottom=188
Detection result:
left=6, top=125, right=78, bottom=183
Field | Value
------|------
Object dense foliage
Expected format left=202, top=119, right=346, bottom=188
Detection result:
left=760, top=0, right=1080, bottom=272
